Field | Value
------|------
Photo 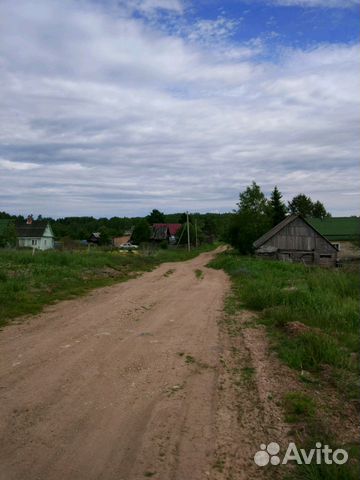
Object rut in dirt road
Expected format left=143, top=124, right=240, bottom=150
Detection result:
left=0, top=249, right=231, bottom=480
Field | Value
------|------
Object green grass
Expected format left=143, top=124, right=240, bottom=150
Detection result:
left=283, top=392, right=316, bottom=423
left=209, top=251, right=360, bottom=479
left=194, top=268, right=204, bottom=279
left=209, top=252, right=359, bottom=376
left=0, top=244, right=216, bottom=327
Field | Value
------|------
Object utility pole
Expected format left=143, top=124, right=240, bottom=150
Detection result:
left=186, top=211, right=191, bottom=252
left=195, top=219, right=198, bottom=248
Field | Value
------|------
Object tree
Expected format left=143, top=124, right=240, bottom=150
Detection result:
left=0, top=221, right=17, bottom=248
left=146, top=209, right=165, bottom=224
left=288, top=194, right=331, bottom=219
left=98, top=227, right=111, bottom=246
left=203, top=215, right=217, bottom=238
left=131, top=219, right=151, bottom=244
left=237, top=181, right=268, bottom=214
left=269, top=186, right=287, bottom=226
left=288, top=194, right=314, bottom=217
left=227, top=182, right=271, bottom=254
left=178, top=212, right=193, bottom=225
left=312, top=201, right=331, bottom=219
left=177, top=222, right=204, bottom=246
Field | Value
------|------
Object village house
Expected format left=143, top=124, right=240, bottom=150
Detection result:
left=253, top=214, right=338, bottom=267
left=16, top=215, right=55, bottom=251
left=151, top=223, right=182, bottom=244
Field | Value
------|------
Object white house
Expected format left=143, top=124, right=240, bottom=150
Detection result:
left=16, top=216, right=55, bottom=250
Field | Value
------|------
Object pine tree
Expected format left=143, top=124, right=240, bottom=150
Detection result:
left=269, top=186, right=287, bottom=226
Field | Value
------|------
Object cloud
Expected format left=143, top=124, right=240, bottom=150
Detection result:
left=268, top=0, right=359, bottom=8
left=0, top=0, right=359, bottom=217
left=0, top=159, right=40, bottom=171
left=134, top=0, right=184, bottom=13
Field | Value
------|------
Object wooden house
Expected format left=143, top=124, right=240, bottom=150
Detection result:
left=253, top=214, right=338, bottom=267
left=16, top=216, right=55, bottom=250
left=151, top=223, right=182, bottom=243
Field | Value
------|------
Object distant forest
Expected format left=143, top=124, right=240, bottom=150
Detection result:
left=0, top=183, right=331, bottom=248
left=0, top=209, right=233, bottom=243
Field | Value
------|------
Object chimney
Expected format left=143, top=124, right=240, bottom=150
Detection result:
left=26, top=215, right=33, bottom=225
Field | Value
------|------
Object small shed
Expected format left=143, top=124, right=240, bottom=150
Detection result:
left=88, top=232, right=101, bottom=245
left=253, top=214, right=338, bottom=267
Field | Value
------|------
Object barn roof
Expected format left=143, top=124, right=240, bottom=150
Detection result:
left=253, top=214, right=298, bottom=248
left=152, top=223, right=182, bottom=240
left=253, top=214, right=337, bottom=251
left=16, top=221, right=49, bottom=238
left=307, top=217, right=360, bottom=241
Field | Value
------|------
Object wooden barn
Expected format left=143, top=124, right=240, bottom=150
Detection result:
left=151, top=223, right=182, bottom=244
left=253, top=214, right=338, bottom=267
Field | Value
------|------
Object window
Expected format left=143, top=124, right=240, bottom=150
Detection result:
left=31, top=239, right=37, bottom=246
left=332, top=243, right=340, bottom=251
left=320, top=254, right=332, bottom=258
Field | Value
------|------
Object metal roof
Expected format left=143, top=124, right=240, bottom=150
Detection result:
left=16, top=221, right=49, bottom=238
left=307, top=216, right=360, bottom=241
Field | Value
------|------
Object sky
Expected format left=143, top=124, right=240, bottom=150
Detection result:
left=0, top=0, right=359, bottom=218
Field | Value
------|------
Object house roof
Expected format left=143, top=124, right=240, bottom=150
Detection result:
left=152, top=223, right=182, bottom=239
left=253, top=214, right=337, bottom=251
left=253, top=214, right=298, bottom=249
left=307, top=217, right=360, bottom=241
left=16, top=221, right=50, bottom=238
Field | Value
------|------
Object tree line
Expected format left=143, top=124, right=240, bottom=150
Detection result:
left=0, top=184, right=330, bottom=249
left=226, top=182, right=330, bottom=254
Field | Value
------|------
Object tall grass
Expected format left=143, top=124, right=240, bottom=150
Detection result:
left=210, top=252, right=360, bottom=480
left=209, top=252, right=359, bottom=383
left=0, top=244, right=216, bottom=326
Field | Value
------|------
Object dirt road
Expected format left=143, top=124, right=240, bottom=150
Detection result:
left=0, top=249, right=233, bottom=480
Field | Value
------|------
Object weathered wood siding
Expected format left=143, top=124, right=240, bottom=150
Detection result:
left=257, top=217, right=337, bottom=266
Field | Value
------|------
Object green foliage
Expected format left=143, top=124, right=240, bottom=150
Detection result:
left=209, top=253, right=359, bottom=378
left=227, top=182, right=271, bottom=254
left=210, top=252, right=359, bottom=480
left=269, top=185, right=287, bottom=226
left=283, top=392, right=316, bottom=422
left=288, top=194, right=331, bottom=219
left=131, top=219, right=151, bottom=244
left=146, top=209, right=165, bottom=224
left=177, top=222, right=204, bottom=246
left=0, top=244, right=217, bottom=327
left=0, top=221, right=17, bottom=248
left=288, top=448, right=360, bottom=480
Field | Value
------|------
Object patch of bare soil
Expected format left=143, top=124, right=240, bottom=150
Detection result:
left=212, top=309, right=359, bottom=480
left=0, top=247, right=357, bottom=480
left=212, top=311, right=296, bottom=480
left=0, top=248, right=230, bottom=480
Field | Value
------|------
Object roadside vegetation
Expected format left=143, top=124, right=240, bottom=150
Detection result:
left=209, top=251, right=359, bottom=479
left=0, top=244, right=216, bottom=327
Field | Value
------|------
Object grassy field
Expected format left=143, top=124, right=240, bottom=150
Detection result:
left=0, top=244, right=216, bottom=327
left=209, top=251, right=359, bottom=479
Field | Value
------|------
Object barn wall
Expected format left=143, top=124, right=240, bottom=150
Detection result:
left=258, top=218, right=337, bottom=266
